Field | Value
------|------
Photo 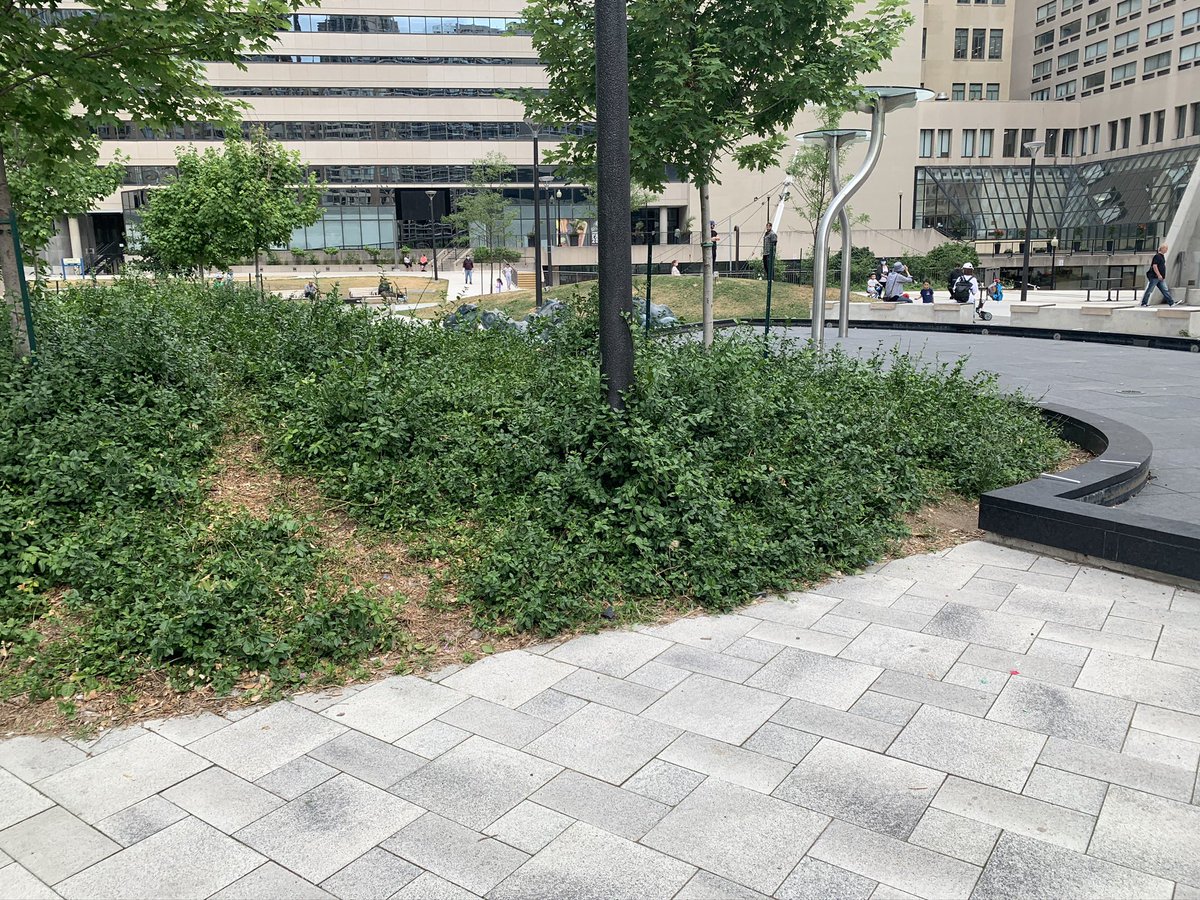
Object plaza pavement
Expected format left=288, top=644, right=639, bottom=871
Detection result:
left=2, top=540, right=1199, bottom=899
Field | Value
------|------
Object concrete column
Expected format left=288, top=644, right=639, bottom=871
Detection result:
left=658, top=207, right=668, bottom=245
left=67, top=216, right=84, bottom=259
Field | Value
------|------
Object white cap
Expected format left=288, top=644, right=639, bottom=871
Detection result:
left=962, top=262, right=974, bottom=270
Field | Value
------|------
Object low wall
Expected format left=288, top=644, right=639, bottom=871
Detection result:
left=850, top=302, right=976, bottom=325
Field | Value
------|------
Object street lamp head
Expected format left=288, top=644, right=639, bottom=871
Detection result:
left=1022, top=140, right=1046, bottom=158
left=857, top=86, right=936, bottom=113
left=424, top=189, right=436, bottom=198
left=796, top=128, right=870, bottom=148
left=1050, top=236, right=1059, bottom=247
left=523, top=119, right=541, bottom=137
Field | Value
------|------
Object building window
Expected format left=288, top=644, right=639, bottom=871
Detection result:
left=1111, top=60, right=1137, bottom=79
left=1114, top=27, right=1140, bottom=48
left=1140, top=112, right=1152, bottom=143
left=1087, top=9, right=1110, bottom=28
left=963, top=129, right=977, bottom=157
left=1115, top=0, right=1140, bottom=17
left=1062, top=129, right=1077, bottom=155
left=1176, top=104, right=1188, bottom=138
left=1146, top=16, right=1174, bottom=38
left=1091, top=123, right=1100, bottom=149
left=1055, top=79, right=1078, bottom=97
left=952, top=83, right=966, bottom=100
left=1031, top=87, right=1052, bottom=99
left=969, top=82, right=984, bottom=99
left=1035, top=29, right=1055, bottom=48
left=1046, top=128, right=1060, bottom=155
left=1192, top=101, right=1200, bottom=135
left=1021, top=128, right=1037, bottom=153
left=1083, top=70, right=1106, bottom=88
left=1085, top=38, right=1109, bottom=58
left=980, top=129, right=995, bottom=156
left=1155, top=109, right=1166, bottom=141
left=1143, top=49, right=1172, bottom=71
left=955, top=28, right=969, bottom=58
left=1120, top=116, right=1131, bottom=147
left=922, top=28, right=928, bottom=58
left=987, top=82, right=1001, bottom=99
left=1183, top=8, right=1199, bottom=29
left=938, top=129, right=952, bottom=157
left=1037, top=0, right=1056, bottom=20
left=972, top=27, right=987, bottom=58
left=990, top=29, right=1004, bottom=57
left=1181, top=40, right=1199, bottom=63
left=919, top=129, right=934, bottom=157
left=1058, top=49, right=1080, bottom=68
left=1034, top=59, right=1053, bottom=77
left=1060, top=19, right=1082, bottom=38
left=1002, top=128, right=1019, bottom=157
left=1108, top=119, right=1119, bottom=149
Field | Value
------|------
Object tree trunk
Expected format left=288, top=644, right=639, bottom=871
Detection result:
left=699, top=179, right=714, bottom=348
left=0, top=136, right=32, bottom=358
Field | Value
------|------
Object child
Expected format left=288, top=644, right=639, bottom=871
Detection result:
left=867, top=273, right=879, bottom=298
left=989, top=277, right=1003, bottom=302
left=920, top=281, right=934, bottom=304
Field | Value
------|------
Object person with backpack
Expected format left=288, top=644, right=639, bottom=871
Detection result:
left=884, top=261, right=912, bottom=301
left=952, top=263, right=980, bottom=306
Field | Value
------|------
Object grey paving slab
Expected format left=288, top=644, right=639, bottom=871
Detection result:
left=161, top=767, right=283, bottom=834
left=743, top=620, right=851, bottom=655
left=210, top=862, right=333, bottom=899
left=0, top=806, right=118, bottom=885
left=971, top=832, right=1174, bottom=900
left=0, top=770, right=54, bottom=831
left=620, top=759, right=706, bottom=806
left=0, top=736, right=86, bottom=783
left=775, top=857, right=876, bottom=900
left=144, top=713, right=230, bottom=746
left=944, top=662, right=1008, bottom=695
left=848, top=691, right=922, bottom=726
left=742, top=595, right=839, bottom=627
left=524, top=702, right=677, bottom=785
left=905, top=582, right=1008, bottom=611
left=288, top=685, right=364, bottom=713
left=1030, top=556, right=1081, bottom=579
left=986, top=676, right=1135, bottom=749
left=828, top=598, right=933, bottom=632
left=807, top=819, right=980, bottom=900
left=922, top=604, right=1042, bottom=653
left=741, top=722, right=821, bottom=764
left=774, top=739, right=944, bottom=838
left=482, top=801, right=574, bottom=854
left=1076, top=650, right=1200, bottom=715
left=642, top=778, right=828, bottom=895
left=490, top=821, right=695, bottom=900
left=907, top=808, right=1000, bottom=866
left=625, top=660, right=691, bottom=691
left=236, top=773, right=422, bottom=883
left=1090, top=785, right=1200, bottom=885
left=1123, top=728, right=1200, bottom=769
left=384, top=812, right=528, bottom=895
left=253, top=755, right=338, bottom=800
left=1070, top=565, right=1176, bottom=608
left=440, top=650, right=575, bottom=709
left=771, top=699, right=901, bottom=753
left=320, top=847, right=422, bottom=899
left=871, top=669, right=995, bottom=717
left=810, top=613, right=870, bottom=638
left=1039, top=737, right=1195, bottom=800
left=876, top=553, right=981, bottom=591
left=642, top=673, right=785, bottom=745
left=654, top=642, right=762, bottom=683
left=677, top=870, right=770, bottom=900
left=65, top=725, right=145, bottom=757
left=0, top=862, right=59, bottom=899
left=55, top=817, right=264, bottom=900
left=958, top=642, right=1081, bottom=686
left=1027, top=637, right=1091, bottom=666
left=307, top=730, right=426, bottom=788
left=1156, top=625, right=1200, bottom=669
left=1109, top=602, right=1200, bottom=632
left=550, top=667, right=664, bottom=714
left=190, top=702, right=345, bottom=781
left=1021, top=764, right=1110, bottom=815
left=34, top=733, right=208, bottom=823
left=931, top=775, right=1095, bottom=852
left=544, top=630, right=671, bottom=677
left=1133, top=704, right=1200, bottom=743
left=390, top=872, right=479, bottom=900
left=840, top=624, right=967, bottom=679
left=391, top=735, right=559, bottom=829
left=999, top=584, right=1112, bottom=629
left=638, top=613, right=758, bottom=652
left=976, top=565, right=1073, bottom=593
left=321, top=674, right=464, bottom=742
left=810, top=574, right=915, bottom=605
left=434, top=696, right=551, bottom=750
left=1037, top=621, right=1157, bottom=658
left=722, top=637, right=785, bottom=664
left=891, top=594, right=945, bottom=616
left=660, top=731, right=794, bottom=794
left=888, top=705, right=1045, bottom=791
left=943, top=541, right=1039, bottom=570
left=94, top=795, right=187, bottom=847
left=870, top=885, right=922, bottom=900
left=514, top=689, right=588, bottom=724
left=529, top=770, right=668, bottom=840
left=745, top=647, right=880, bottom=711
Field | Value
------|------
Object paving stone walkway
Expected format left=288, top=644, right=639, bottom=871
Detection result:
left=2, top=540, right=1199, bottom=899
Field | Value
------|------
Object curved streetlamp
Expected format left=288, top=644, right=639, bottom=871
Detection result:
left=809, top=86, right=934, bottom=346
left=424, top=189, right=439, bottom=283
left=1019, top=140, right=1046, bottom=303
left=524, top=119, right=544, bottom=309
left=798, top=128, right=870, bottom=339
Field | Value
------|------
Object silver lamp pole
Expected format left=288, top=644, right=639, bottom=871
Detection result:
left=809, top=87, right=933, bottom=347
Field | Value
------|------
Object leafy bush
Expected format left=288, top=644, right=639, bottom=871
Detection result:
left=1, top=279, right=1066, bottom=698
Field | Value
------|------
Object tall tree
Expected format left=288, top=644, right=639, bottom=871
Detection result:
left=138, top=130, right=322, bottom=284
left=521, top=0, right=910, bottom=346
left=0, top=0, right=303, bottom=357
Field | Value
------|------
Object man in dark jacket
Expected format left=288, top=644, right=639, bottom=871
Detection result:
left=1140, top=244, right=1175, bottom=306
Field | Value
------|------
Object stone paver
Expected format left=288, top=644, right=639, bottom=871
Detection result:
left=4, top=540, right=1198, bottom=899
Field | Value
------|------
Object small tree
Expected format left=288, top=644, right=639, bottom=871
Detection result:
left=138, top=130, right=322, bottom=285
left=445, top=154, right=518, bottom=289
left=788, top=122, right=870, bottom=277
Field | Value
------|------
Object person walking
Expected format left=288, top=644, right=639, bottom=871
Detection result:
left=1140, top=244, right=1175, bottom=307
left=710, top=220, right=721, bottom=276
left=463, top=255, right=474, bottom=285
left=884, top=261, right=913, bottom=301
left=505, top=263, right=517, bottom=290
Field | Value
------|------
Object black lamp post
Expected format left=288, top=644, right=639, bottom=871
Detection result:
left=554, top=189, right=563, bottom=246
left=424, top=189, right=439, bottom=283
left=542, top=176, right=555, bottom=287
left=525, top=120, right=544, bottom=309
left=1019, top=140, right=1045, bottom=303
left=1050, top=235, right=1059, bottom=290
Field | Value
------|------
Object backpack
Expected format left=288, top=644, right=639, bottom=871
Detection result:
left=952, top=275, right=973, bottom=304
